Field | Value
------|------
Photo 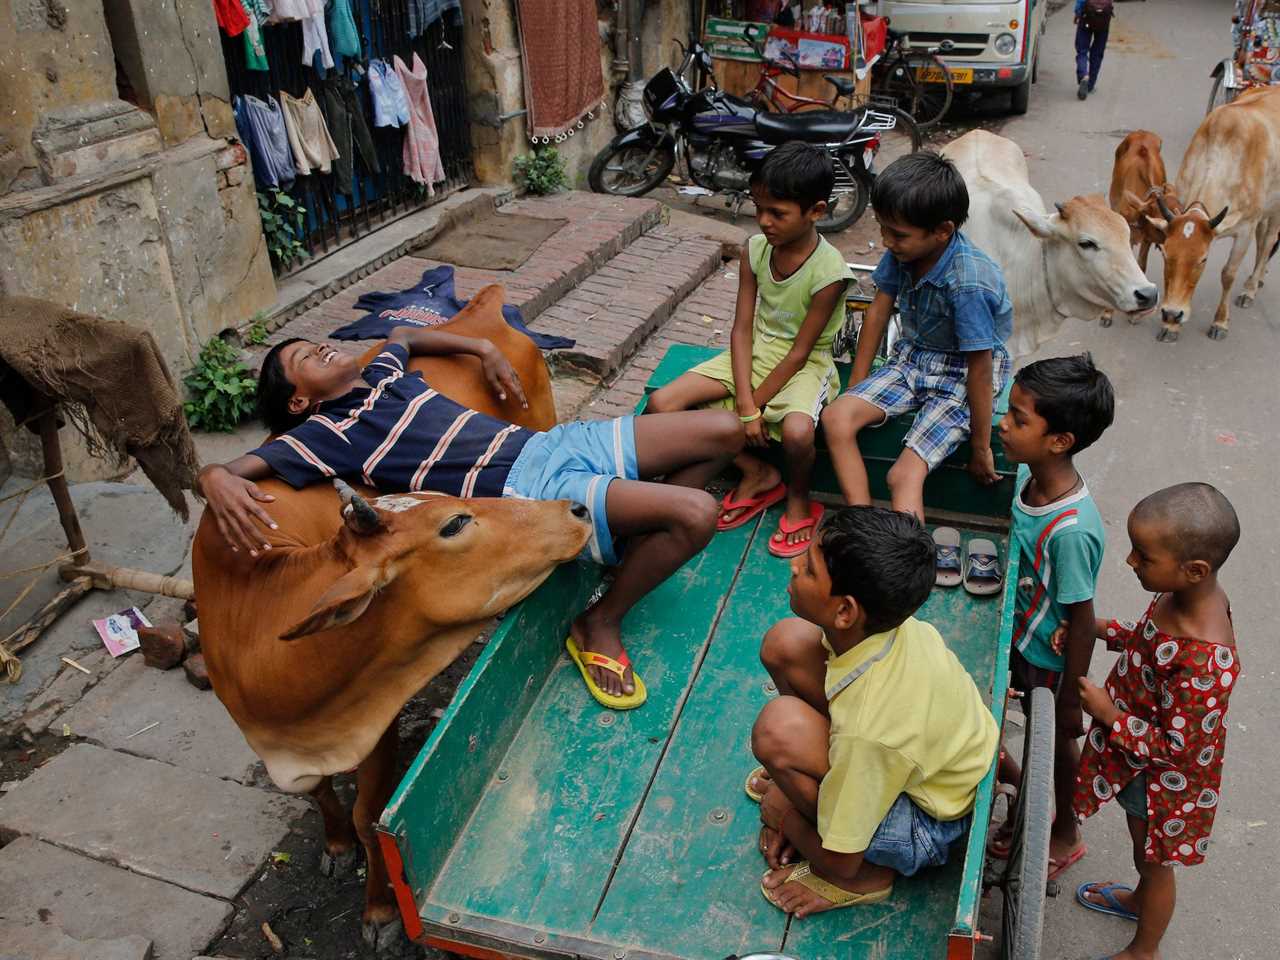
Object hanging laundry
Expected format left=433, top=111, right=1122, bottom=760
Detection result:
left=407, top=0, right=461, bottom=38
left=280, top=88, right=340, bottom=176
left=330, top=266, right=575, bottom=351
left=367, top=59, right=410, bottom=128
left=301, top=12, right=335, bottom=70
left=212, top=0, right=250, bottom=34
left=319, top=73, right=381, bottom=196
left=394, top=53, right=445, bottom=193
left=328, top=0, right=362, bottom=59
left=240, top=0, right=270, bottom=71
left=269, top=0, right=324, bottom=19
left=234, top=94, right=297, bottom=190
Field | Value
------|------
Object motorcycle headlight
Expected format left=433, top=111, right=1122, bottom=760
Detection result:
left=994, top=32, right=1017, bottom=56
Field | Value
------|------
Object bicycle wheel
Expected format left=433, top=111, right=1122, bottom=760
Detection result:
left=1000, top=687, right=1054, bottom=960
left=879, top=52, right=953, bottom=129
left=876, top=108, right=922, bottom=168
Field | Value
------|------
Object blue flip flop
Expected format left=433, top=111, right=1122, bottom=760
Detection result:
left=1076, top=881, right=1138, bottom=922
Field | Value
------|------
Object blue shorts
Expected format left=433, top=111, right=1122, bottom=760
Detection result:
left=1116, top=773, right=1148, bottom=821
left=502, top=416, right=639, bottom=566
left=862, top=793, right=971, bottom=877
left=843, top=342, right=1011, bottom=470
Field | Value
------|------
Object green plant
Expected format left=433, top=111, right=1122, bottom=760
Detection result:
left=257, top=189, right=308, bottom=272
left=183, top=335, right=257, bottom=432
left=245, top=311, right=270, bottom=346
left=513, top=147, right=568, bottom=195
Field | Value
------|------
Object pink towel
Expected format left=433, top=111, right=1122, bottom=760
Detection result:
left=394, top=53, right=445, bottom=193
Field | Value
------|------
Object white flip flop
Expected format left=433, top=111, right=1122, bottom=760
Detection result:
left=963, top=538, right=1003, bottom=597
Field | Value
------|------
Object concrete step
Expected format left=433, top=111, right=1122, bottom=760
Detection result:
left=531, top=226, right=726, bottom=381
left=247, top=191, right=664, bottom=373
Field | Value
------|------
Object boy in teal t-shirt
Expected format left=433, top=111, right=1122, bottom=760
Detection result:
left=994, top=354, right=1115, bottom=879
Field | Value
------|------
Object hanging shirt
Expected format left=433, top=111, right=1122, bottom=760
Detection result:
left=328, top=0, right=362, bottom=58
left=368, top=59, right=410, bottom=127
left=234, top=95, right=297, bottom=190
left=407, top=0, right=461, bottom=37
left=270, top=0, right=324, bottom=19
left=329, top=265, right=574, bottom=351
left=213, top=0, right=250, bottom=35
left=280, top=88, right=340, bottom=176
left=318, top=73, right=381, bottom=196
left=395, top=53, right=445, bottom=193
left=301, top=12, right=335, bottom=70
left=240, top=0, right=270, bottom=71
left=249, top=344, right=534, bottom=497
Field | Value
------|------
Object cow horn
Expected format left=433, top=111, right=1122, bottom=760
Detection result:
left=1208, top=204, right=1230, bottom=229
left=1153, top=189, right=1174, bottom=223
left=1054, top=201, right=1067, bottom=219
left=333, top=479, right=381, bottom=535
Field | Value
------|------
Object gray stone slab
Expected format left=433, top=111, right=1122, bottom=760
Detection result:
left=0, top=920, right=152, bottom=960
left=0, top=743, right=306, bottom=899
left=0, top=836, right=231, bottom=960
left=57, top=655, right=260, bottom=783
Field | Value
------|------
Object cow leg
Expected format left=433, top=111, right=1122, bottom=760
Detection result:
left=1099, top=309, right=1113, bottom=327
left=310, top=776, right=359, bottom=877
left=1211, top=233, right=1250, bottom=340
left=354, top=722, right=403, bottom=949
left=1237, top=218, right=1278, bottom=308
left=1137, top=237, right=1151, bottom=274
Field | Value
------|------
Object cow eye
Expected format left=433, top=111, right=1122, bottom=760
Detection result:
left=1078, top=239, right=1098, bottom=250
left=440, top=514, right=472, bottom=538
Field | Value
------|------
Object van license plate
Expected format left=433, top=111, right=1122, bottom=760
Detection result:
left=917, top=66, right=973, bottom=84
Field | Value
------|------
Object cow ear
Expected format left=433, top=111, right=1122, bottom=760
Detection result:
left=1012, top=206, right=1057, bottom=239
left=1123, top=189, right=1146, bottom=211
left=280, top=566, right=384, bottom=640
left=1144, top=215, right=1169, bottom=238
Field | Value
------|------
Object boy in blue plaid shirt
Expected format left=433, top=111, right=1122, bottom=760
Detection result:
left=822, top=152, right=1013, bottom=522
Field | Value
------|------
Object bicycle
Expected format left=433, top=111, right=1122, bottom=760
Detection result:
left=870, top=28, right=955, bottom=129
left=743, top=42, right=860, bottom=113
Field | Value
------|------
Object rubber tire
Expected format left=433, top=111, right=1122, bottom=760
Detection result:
left=1009, top=72, right=1033, bottom=116
left=816, top=164, right=869, bottom=234
left=587, top=139, right=676, bottom=198
left=881, top=53, right=953, bottom=129
left=891, top=107, right=924, bottom=152
left=1000, top=686, right=1054, bottom=960
left=1031, top=48, right=1039, bottom=84
left=1207, top=73, right=1226, bottom=115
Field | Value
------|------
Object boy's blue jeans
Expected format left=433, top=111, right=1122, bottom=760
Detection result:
left=1075, top=23, right=1109, bottom=89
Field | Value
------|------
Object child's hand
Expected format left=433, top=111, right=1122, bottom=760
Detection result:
left=1077, top=677, right=1119, bottom=726
left=1049, top=620, right=1069, bottom=656
left=744, top=416, right=769, bottom=448
left=199, top=465, right=277, bottom=556
left=479, top=343, right=528, bottom=408
left=967, top=446, right=999, bottom=485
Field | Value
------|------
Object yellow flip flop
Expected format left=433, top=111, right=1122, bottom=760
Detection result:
left=565, top=636, right=647, bottom=710
left=745, top=765, right=770, bottom=803
left=761, top=861, right=893, bottom=912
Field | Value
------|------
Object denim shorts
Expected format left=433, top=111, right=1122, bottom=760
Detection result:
left=1116, top=774, right=1148, bottom=821
left=863, top=793, right=972, bottom=877
left=502, top=416, right=639, bottom=566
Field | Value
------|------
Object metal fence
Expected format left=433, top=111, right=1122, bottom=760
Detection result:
left=221, top=1, right=473, bottom=271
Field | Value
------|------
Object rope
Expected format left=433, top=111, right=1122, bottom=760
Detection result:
left=0, top=552, right=76, bottom=583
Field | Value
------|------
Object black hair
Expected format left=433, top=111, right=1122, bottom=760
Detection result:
left=257, top=337, right=308, bottom=436
left=818, top=505, right=935, bottom=633
left=870, top=151, right=968, bottom=231
left=1013, top=353, right=1115, bottom=454
left=749, top=141, right=834, bottom=212
left=1132, top=482, right=1240, bottom=571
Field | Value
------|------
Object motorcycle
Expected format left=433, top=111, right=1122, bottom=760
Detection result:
left=588, top=39, right=921, bottom=233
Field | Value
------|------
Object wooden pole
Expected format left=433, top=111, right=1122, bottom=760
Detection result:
left=37, top=405, right=90, bottom=565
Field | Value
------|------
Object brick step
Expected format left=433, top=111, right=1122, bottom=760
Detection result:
left=245, top=191, right=664, bottom=373
left=531, top=226, right=725, bottom=382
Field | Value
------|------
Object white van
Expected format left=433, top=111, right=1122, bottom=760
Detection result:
left=869, top=0, right=1047, bottom=114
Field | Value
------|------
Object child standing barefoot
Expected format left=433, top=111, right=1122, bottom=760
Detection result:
left=1073, top=483, right=1241, bottom=960
left=647, top=142, right=852, bottom=558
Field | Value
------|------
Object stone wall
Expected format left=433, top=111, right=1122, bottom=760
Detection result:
left=464, top=0, right=690, bottom=189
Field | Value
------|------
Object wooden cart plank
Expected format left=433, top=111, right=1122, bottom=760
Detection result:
left=424, top=521, right=757, bottom=935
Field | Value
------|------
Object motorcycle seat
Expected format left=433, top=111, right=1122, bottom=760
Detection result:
left=824, top=75, right=856, bottom=97
left=754, top=109, right=867, bottom=144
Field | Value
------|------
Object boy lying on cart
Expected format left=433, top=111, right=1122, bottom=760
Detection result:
left=746, top=506, right=998, bottom=914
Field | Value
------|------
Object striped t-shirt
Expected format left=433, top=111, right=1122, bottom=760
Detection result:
left=251, top=343, right=533, bottom=497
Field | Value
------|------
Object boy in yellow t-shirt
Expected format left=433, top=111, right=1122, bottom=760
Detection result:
left=747, top=506, right=998, bottom=915
left=646, top=142, right=852, bottom=559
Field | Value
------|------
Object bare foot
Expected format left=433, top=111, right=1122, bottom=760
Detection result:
left=761, top=862, right=894, bottom=918
left=719, top=458, right=782, bottom=526
left=1049, top=828, right=1086, bottom=871
left=780, top=493, right=817, bottom=548
left=571, top=609, right=633, bottom=698
left=1078, top=881, right=1138, bottom=917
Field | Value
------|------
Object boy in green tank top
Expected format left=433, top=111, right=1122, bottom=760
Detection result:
left=647, top=142, right=853, bottom=559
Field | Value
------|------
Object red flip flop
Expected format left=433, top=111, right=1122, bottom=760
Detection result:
left=1047, top=843, right=1088, bottom=881
left=768, top=503, right=825, bottom=558
left=717, top=482, right=786, bottom=531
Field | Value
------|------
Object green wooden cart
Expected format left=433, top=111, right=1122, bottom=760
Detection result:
left=377, top=345, right=1053, bottom=960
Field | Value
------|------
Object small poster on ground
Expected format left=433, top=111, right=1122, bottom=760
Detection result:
left=92, top=606, right=152, bottom=658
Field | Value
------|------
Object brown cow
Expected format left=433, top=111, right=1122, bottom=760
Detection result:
left=193, top=287, right=571, bottom=946
left=1109, top=130, right=1170, bottom=274
left=1143, top=85, right=1280, bottom=341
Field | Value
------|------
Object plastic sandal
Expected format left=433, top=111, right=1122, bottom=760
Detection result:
left=565, top=636, right=647, bottom=710
left=717, top=482, right=786, bottom=531
left=933, top=526, right=962, bottom=587
left=963, top=538, right=1003, bottom=596
left=768, top=502, right=825, bottom=559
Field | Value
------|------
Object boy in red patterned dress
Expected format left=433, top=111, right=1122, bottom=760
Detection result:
left=1070, top=483, right=1240, bottom=960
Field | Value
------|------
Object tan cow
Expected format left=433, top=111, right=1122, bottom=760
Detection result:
left=193, top=288, right=577, bottom=946
left=1143, top=85, right=1280, bottom=341
left=944, top=130, right=1158, bottom=356
left=1109, top=130, right=1171, bottom=274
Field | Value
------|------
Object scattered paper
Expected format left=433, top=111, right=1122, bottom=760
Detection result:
left=702, top=315, right=713, bottom=324
left=61, top=723, right=71, bottom=738
left=1247, top=820, right=1267, bottom=829
left=92, top=607, right=152, bottom=658
left=678, top=186, right=714, bottom=197
left=271, top=851, right=292, bottom=864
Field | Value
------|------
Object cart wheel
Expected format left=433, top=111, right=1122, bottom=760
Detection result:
left=1207, top=73, right=1226, bottom=115
left=1000, top=687, right=1054, bottom=960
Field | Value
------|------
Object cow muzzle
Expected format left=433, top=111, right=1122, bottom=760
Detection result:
left=1161, top=307, right=1185, bottom=325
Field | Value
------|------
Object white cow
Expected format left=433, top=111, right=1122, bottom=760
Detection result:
left=944, top=130, right=1159, bottom=357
